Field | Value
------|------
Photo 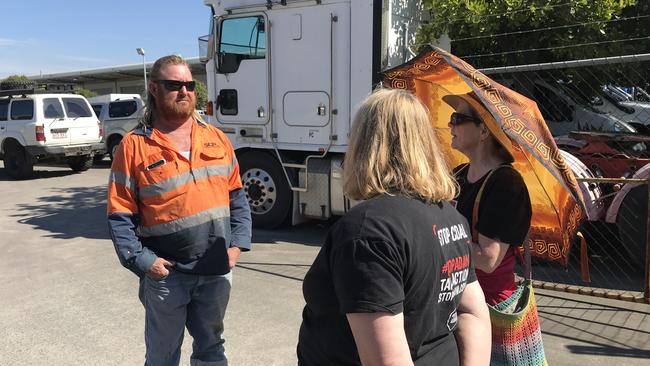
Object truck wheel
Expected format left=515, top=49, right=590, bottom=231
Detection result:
left=3, top=144, right=34, bottom=179
left=108, top=137, right=122, bottom=161
left=68, top=155, right=94, bottom=172
left=616, top=185, right=647, bottom=272
left=239, top=151, right=292, bottom=229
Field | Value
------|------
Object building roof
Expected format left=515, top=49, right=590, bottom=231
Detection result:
left=27, top=57, right=205, bottom=84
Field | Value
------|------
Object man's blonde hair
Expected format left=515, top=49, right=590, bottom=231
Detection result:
left=343, top=88, right=458, bottom=202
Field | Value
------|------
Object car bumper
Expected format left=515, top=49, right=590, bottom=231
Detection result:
left=26, top=143, right=106, bottom=157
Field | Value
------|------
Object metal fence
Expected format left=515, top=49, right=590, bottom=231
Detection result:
left=474, top=54, right=650, bottom=303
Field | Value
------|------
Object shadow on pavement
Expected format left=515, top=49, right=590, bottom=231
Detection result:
left=252, top=219, right=333, bottom=247
left=12, top=185, right=109, bottom=240
left=0, top=167, right=79, bottom=181
left=537, top=291, right=650, bottom=359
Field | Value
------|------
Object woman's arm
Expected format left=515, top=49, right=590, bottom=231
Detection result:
left=471, top=233, right=510, bottom=273
left=347, top=312, right=414, bottom=366
left=455, top=281, right=491, bottom=366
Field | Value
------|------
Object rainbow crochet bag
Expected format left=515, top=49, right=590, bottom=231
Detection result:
left=472, top=166, right=548, bottom=366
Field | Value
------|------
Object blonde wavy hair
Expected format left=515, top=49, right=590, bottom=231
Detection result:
left=343, top=88, right=458, bottom=202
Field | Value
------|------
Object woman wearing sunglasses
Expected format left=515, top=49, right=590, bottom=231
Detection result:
left=443, top=92, right=532, bottom=308
left=297, top=89, right=490, bottom=366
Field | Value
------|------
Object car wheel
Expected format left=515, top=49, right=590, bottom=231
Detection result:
left=239, top=151, right=292, bottom=229
left=616, top=185, right=647, bottom=272
left=68, top=155, right=94, bottom=172
left=3, top=144, right=34, bottom=179
left=93, top=154, right=106, bottom=164
left=108, top=137, right=122, bottom=161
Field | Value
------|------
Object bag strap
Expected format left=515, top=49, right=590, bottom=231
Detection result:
left=470, top=164, right=532, bottom=280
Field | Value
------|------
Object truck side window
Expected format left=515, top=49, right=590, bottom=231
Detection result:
left=10, top=100, right=34, bottom=120
left=109, top=100, right=137, bottom=118
left=0, top=100, right=9, bottom=121
left=220, top=16, right=266, bottom=59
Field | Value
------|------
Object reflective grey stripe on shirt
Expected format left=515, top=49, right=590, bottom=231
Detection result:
left=139, top=164, right=231, bottom=199
left=137, top=205, right=230, bottom=237
left=109, top=170, right=136, bottom=193
left=230, top=154, right=238, bottom=171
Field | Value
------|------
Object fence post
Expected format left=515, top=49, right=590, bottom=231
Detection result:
left=646, top=178, right=650, bottom=302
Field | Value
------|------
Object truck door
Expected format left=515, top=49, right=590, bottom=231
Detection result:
left=215, top=15, right=269, bottom=125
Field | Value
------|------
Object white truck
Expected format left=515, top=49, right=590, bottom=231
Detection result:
left=200, top=0, right=427, bottom=228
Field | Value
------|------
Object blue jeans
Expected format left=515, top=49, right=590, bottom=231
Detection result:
left=139, top=269, right=232, bottom=366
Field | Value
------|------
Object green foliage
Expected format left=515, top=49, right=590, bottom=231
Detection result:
left=416, top=0, right=641, bottom=67
left=195, top=79, right=208, bottom=111
left=74, top=88, right=97, bottom=98
left=3, top=74, right=29, bottom=81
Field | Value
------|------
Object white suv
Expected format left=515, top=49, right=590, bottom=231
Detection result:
left=0, top=87, right=104, bottom=179
left=88, top=94, right=143, bottom=160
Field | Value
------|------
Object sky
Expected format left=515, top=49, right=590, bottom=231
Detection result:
left=0, top=0, right=211, bottom=79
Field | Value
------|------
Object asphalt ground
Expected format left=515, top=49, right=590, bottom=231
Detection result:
left=0, top=160, right=649, bottom=365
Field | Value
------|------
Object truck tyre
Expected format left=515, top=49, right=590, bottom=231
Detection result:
left=3, top=144, right=34, bottom=179
left=616, top=185, right=647, bottom=272
left=0, top=80, right=36, bottom=91
left=239, top=151, right=291, bottom=229
left=68, top=155, right=94, bottom=172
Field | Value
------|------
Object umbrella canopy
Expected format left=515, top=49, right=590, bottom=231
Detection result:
left=383, top=45, right=586, bottom=266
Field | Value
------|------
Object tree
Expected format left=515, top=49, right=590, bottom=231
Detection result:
left=74, top=88, right=97, bottom=98
left=3, top=74, right=30, bottom=81
left=195, top=79, right=208, bottom=111
left=416, top=0, right=639, bottom=68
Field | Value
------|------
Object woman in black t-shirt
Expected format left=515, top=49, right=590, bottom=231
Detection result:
left=297, top=89, right=491, bottom=366
left=443, top=92, right=532, bottom=306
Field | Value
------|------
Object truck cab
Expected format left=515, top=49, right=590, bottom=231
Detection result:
left=200, top=0, right=427, bottom=227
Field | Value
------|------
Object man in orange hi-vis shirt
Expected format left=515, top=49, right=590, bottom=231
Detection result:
left=107, top=55, right=251, bottom=366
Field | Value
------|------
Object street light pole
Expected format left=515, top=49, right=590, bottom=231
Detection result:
left=136, top=48, right=147, bottom=96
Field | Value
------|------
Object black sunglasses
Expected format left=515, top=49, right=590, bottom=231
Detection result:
left=155, top=80, right=196, bottom=92
left=449, top=112, right=481, bottom=126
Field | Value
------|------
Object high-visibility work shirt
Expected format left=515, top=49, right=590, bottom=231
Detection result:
left=107, top=119, right=251, bottom=276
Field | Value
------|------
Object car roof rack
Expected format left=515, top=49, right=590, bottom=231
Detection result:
left=0, top=88, right=36, bottom=98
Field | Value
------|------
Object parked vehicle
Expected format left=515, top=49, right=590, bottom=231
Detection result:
left=200, top=0, right=426, bottom=228
left=0, top=86, right=104, bottom=179
left=88, top=94, right=144, bottom=161
left=556, top=131, right=650, bottom=269
left=598, top=85, right=650, bottom=130
left=497, top=77, right=637, bottom=136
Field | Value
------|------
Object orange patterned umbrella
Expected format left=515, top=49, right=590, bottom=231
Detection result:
left=383, top=45, right=586, bottom=266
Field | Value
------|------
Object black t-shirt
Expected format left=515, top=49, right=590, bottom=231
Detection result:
left=297, top=194, right=477, bottom=366
left=453, top=164, right=531, bottom=246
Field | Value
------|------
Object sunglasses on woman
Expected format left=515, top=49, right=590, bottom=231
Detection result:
left=155, top=80, right=196, bottom=92
left=449, top=112, right=481, bottom=126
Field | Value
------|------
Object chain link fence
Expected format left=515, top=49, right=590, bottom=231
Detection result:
left=474, top=54, right=650, bottom=302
